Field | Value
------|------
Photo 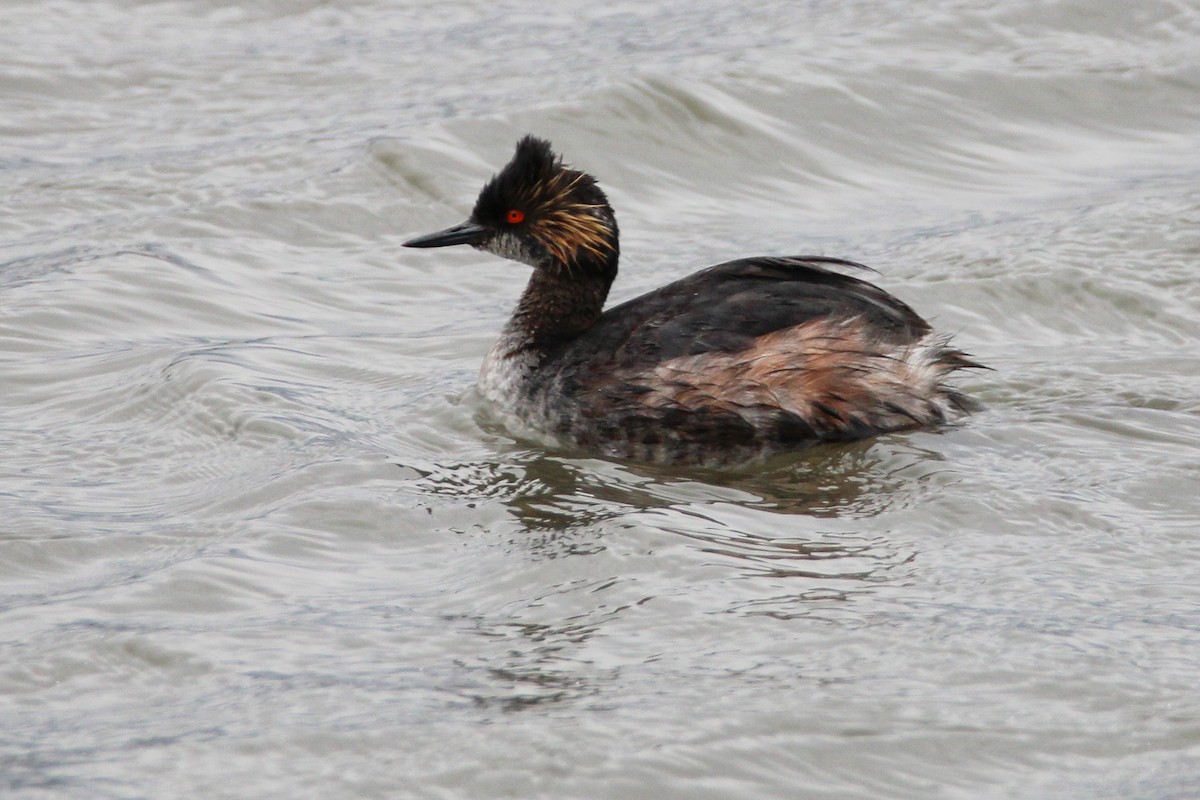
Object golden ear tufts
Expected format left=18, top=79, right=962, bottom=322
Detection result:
left=525, top=170, right=615, bottom=268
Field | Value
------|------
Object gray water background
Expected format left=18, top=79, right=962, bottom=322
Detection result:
left=3, top=1, right=1200, bottom=798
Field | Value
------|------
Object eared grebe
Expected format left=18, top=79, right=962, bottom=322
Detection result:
left=405, top=135, right=982, bottom=466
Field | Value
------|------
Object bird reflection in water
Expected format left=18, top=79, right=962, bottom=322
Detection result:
left=401, top=435, right=945, bottom=567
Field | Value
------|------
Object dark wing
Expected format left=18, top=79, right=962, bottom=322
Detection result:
left=529, top=256, right=972, bottom=463
left=559, top=255, right=931, bottom=370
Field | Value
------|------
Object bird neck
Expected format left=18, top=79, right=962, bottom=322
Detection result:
left=505, top=260, right=615, bottom=353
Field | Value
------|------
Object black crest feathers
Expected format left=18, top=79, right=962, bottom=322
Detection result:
left=472, top=135, right=618, bottom=272
left=472, top=135, right=564, bottom=224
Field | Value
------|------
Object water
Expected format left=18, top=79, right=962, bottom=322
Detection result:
left=3, top=1, right=1200, bottom=797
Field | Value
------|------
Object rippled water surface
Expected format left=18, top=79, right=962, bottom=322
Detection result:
left=4, top=1, right=1200, bottom=798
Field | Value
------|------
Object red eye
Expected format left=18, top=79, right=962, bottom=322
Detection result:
left=506, top=209, right=525, bottom=224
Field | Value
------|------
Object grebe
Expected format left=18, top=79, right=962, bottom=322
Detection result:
left=405, top=135, right=982, bottom=466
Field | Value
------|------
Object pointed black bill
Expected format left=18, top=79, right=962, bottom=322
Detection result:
left=403, top=220, right=486, bottom=248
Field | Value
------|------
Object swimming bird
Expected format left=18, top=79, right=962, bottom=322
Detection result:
left=404, top=135, right=982, bottom=466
